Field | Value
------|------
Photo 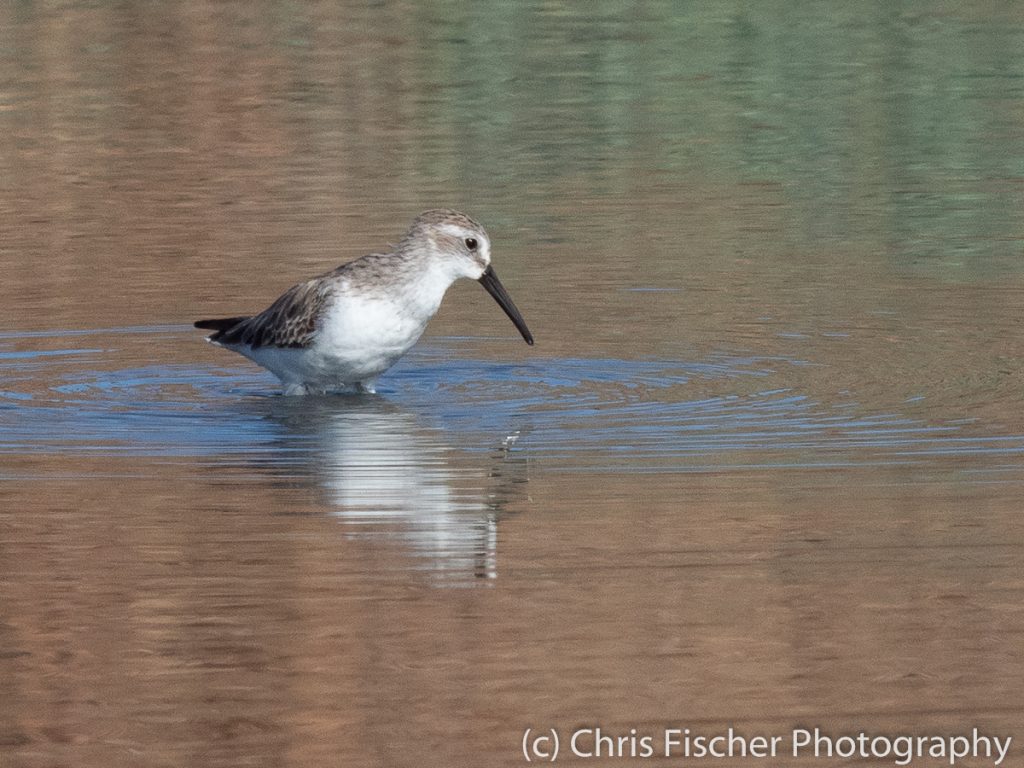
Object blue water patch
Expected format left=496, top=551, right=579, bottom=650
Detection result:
left=0, top=348, right=103, bottom=361
left=0, top=327, right=1022, bottom=474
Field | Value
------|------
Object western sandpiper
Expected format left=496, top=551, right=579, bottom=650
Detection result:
left=195, top=209, right=533, bottom=395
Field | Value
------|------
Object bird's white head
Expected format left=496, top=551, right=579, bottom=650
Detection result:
left=405, top=208, right=491, bottom=280
left=401, top=209, right=533, bottom=345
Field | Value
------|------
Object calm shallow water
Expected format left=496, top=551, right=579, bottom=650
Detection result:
left=3, top=2, right=1024, bottom=767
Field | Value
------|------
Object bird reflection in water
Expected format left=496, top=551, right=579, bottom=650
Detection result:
left=261, top=395, right=529, bottom=581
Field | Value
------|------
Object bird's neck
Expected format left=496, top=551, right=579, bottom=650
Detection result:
left=390, top=257, right=460, bottom=322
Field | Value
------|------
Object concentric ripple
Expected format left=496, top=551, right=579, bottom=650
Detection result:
left=1, top=325, right=1023, bottom=474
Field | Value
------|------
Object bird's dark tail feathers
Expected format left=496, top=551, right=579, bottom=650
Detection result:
left=194, top=316, right=249, bottom=332
left=195, top=317, right=250, bottom=343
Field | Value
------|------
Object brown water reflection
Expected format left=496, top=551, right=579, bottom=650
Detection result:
left=2, top=2, right=1024, bottom=766
left=3, top=456, right=1023, bottom=766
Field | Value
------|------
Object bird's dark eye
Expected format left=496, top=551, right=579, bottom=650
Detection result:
left=465, top=237, right=478, bottom=251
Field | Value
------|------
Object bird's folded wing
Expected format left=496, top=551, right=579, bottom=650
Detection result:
left=213, top=279, right=330, bottom=349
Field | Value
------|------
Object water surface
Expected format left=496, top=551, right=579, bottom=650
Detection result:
left=2, top=3, right=1024, bottom=766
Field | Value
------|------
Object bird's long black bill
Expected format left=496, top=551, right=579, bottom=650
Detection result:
left=478, top=266, right=534, bottom=345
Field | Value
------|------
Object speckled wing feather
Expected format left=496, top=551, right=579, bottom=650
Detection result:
left=213, top=277, right=332, bottom=349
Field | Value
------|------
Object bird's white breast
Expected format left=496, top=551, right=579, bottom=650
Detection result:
left=314, top=271, right=451, bottom=379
